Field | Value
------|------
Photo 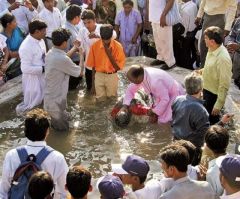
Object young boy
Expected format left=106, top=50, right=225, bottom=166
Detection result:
left=87, top=24, right=125, bottom=100
left=159, top=144, right=216, bottom=199
left=115, top=0, right=142, bottom=57
left=112, top=155, right=173, bottom=199
left=28, top=171, right=54, bottom=199
left=66, top=166, right=92, bottom=199
left=77, top=10, right=117, bottom=91
left=202, top=125, right=230, bottom=196
left=38, top=0, right=63, bottom=50
left=64, top=4, right=84, bottom=90
left=97, top=174, right=125, bottom=199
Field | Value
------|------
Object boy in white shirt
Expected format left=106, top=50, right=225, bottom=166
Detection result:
left=112, top=155, right=174, bottom=199
left=38, top=0, right=63, bottom=50
left=219, top=155, right=240, bottom=199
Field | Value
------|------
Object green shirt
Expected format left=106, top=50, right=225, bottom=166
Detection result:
left=202, top=45, right=232, bottom=110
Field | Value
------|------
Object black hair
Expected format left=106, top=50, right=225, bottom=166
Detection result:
left=160, top=144, right=189, bottom=172
left=130, top=66, right=144, bottom=79
left=51, top=28, right=71, bottom=46
left=204, top=26, right=223, bottom=45
left=205, top=125, right=229, bottom=154
left=66, top=166, right=92, bottom=198
left=100, top=24, right=113, bottom=40
left=29, top=19, right=47, bottom=34
left=66, top=4, right=82, bottom=21
left=123, top=0, right=134, bottom=6
left=28, top=171, right=54, bottom=199
left=25, top=109, right=51, bottom=142
left=0, top=13, right=15, bottom=28
left=81, top=9, right=96, bottom=20
left=173, top=140, right=196, bottom=165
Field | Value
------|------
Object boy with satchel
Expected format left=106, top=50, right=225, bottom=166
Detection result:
left=87, top=24, right=125, bottom=100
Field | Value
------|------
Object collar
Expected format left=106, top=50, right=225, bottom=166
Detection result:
left=174, top=176, right=189, bottom=185
left=52, top=47, right=66, bottom=54
left=43, top=7, right=54, bottom=14
left=220, top=191, right=240, bottom=199
left=186, top=95, right=204, bottom=104
left=29, top=35, right=41, bottom=43
left=99, top=39, right=114, bottom=49
left=210, top=45, right=223, bottom=57
left=26, top=139, right=47, bottom=147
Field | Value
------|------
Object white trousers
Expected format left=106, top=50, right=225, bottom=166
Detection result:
left=152, top=23, right=175, bottom=67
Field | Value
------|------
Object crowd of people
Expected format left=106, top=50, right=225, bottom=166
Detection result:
left=0, top=0, right=240, bottom=198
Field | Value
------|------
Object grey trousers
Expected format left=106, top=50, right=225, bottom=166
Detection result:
left=200, top=13, right=225, bottom=67
left=233, top=51, right=240, bottom=80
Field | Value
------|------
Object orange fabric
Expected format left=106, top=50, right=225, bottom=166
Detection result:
left=86, top=39, right=125, bottom=73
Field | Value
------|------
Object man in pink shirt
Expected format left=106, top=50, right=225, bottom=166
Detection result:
left=121, top=65, right=184, bottom=123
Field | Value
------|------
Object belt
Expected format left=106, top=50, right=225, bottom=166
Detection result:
left=100, top=71, right=117, bottom=74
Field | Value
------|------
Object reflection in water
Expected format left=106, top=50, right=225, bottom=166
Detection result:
left=0, top=60, right=173, bottom=197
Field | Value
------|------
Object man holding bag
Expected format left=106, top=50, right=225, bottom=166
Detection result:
left=148, top=0, right=181, bottom=70
left=87, top=24, right=125, bottom=100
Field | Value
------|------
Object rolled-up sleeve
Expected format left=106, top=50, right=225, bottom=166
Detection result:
left=123, top=83, right=141, bottom=106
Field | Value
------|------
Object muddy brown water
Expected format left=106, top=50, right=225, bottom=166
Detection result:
left=0, top=60, right=173, bottom=197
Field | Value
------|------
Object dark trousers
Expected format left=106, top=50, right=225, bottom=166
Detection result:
left=85, top=68, right=92, bottom=90
left=203, top=89, right=220, bottom=124
left=200, top=13, right=225, bottom=67
left=69, top=61, right=82, bottom=90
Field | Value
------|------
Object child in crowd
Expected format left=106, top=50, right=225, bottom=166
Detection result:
left=159, top=144, right=217, bottom=199
left=66, top=166, right=92, bottom=199
left=28, top=171, right=54, bottom=199
left=87, top=24, right=125, bottom=100
left=115, top=0, right=142, bottom=57
left=97, top=174, right=125, bottom=199
left=38, top=0, right=63, bottom=50
left=219, top=155, right=240, bottom=199
left=173, top=140, right=199, bottom=180
left=200, top=125, right=229, bottom=197
left=112, top=155, right=173, bottom=199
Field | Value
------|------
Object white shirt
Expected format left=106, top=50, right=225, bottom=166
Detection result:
left=19, top=35, right=46, bottom=75
left=220, top=191, right=240, bottom=199
left=179, top=1, right=198, bottom=36
left=149, top=0, right=166, bottom=23
left=134, top=178, right=174, bottom=199
left=187, top=165, right=198, bottom=180
left=206, top=155, right=226, bottom=196
left=0, top=140, right=68, bottom=199
left=195, top=29, right=202, bottom=52
left=38, top=7, right=63, bottom=37
left=0, top=34, right=7, bottom=53
left=0, top=0, right=38, bottom=33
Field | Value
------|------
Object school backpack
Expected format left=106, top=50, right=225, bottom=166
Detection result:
left=8, top=146, right=54, bottom=199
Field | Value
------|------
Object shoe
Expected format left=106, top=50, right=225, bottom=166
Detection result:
left=150, top=59, right=165, bottom=66
left=161, top=64, right=177, bottom=70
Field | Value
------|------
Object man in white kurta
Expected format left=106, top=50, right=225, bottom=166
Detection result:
left=16, top=20, right=47, bottom=115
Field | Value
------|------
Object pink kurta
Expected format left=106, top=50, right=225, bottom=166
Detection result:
left=123, top=68, right=184, bottom=123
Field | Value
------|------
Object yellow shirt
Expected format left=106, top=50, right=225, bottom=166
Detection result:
left=197, top=0, right=237, bottom=31
left=202, top=45, right=232, bottom=110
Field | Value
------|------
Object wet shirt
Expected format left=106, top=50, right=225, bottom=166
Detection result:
left=171, top=95, right=210, bottom=147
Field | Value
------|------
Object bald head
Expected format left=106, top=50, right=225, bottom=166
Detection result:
left=127, top=65, right=144, bottom=84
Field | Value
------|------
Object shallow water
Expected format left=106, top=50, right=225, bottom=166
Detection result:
left=0, top=57, right=173, bottom=197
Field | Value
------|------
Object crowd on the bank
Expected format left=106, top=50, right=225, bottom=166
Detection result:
left=0, top=0, right=240, bottom=198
